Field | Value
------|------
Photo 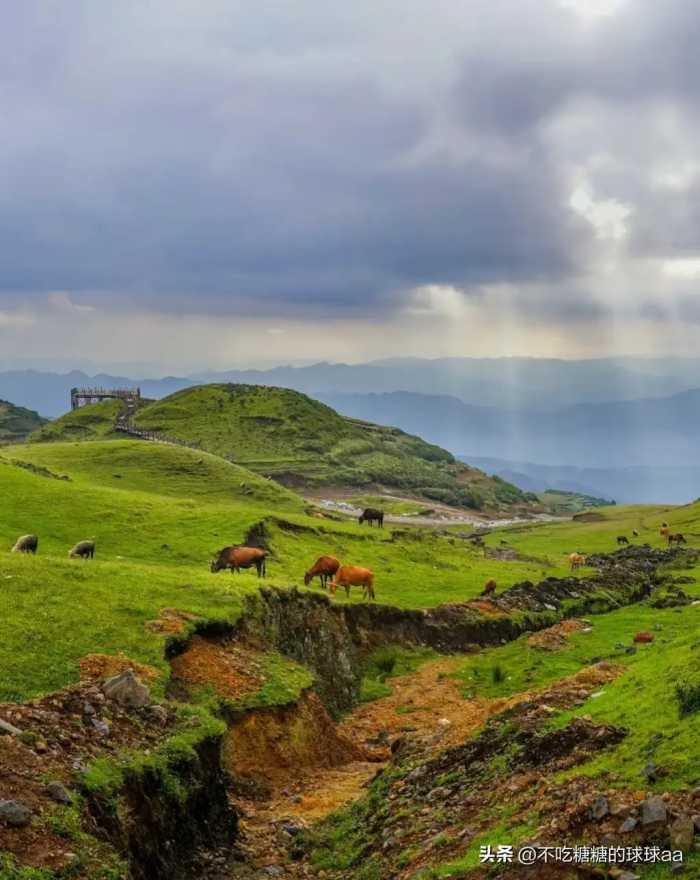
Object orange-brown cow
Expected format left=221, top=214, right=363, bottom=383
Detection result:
left=660, top=527, right=670, bottom=538
left=482, top=578, right=497, bottom=596
left=569, top=552, right=586, bottom=570
left=304, top=555, right=341, bottom=589
left=330, top=565, right=375, bottom=600
left=210, top=546, right=266, bottom=577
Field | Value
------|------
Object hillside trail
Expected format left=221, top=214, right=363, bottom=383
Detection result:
left=311, top=495, right=563, bottom=529
left=226, top=657, right=525, bottom=878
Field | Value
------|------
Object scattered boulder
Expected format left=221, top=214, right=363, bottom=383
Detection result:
left=0, top=718, right=22, bottom=736
left=0, top=799, right=32, bottom=827
left=102, top=669, right=150, bottom=708
left=619, top=816, right=638, bottom=833
left=640, top=795, right=667, bottom=826
left=145, top=704, right=169, bottom=725
left=669, top=815, right=695, bottom=852
left=426, top=786, right=451, bottom=802
left=589, top=794, right=609, bottom=820
left=46, top=781, right=73, bottom=805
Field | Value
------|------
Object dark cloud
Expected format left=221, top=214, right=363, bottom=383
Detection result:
left=1, top=0, right=699, bottom=322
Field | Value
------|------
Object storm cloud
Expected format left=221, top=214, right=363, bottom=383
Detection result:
left=2, top=0, right=700, bottom=364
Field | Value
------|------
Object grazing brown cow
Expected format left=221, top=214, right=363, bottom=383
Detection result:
left=481, top=578, right=497, bottom=596
left=359, top=508, right=384, bottom=528
left=668, top=533, right=687, bottom=545
left=330, top=565, right=375, bottom=600
left=210, top=546, right=266, bottom=577
left=660, top=527, right=670, bottom=538
left=617, top=535, right=629, bottom=545
left=569, top=552, right=586, bottom=570
left=69, top=540, right=95, bottom=559
left=304, top=555, right=341, bottom=589
left=11, top=534, right=38, bottom=554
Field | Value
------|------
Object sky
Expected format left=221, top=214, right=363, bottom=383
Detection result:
left=2, top=0, right=700, bottom=371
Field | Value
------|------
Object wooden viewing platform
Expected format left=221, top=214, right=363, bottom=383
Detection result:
left=70, top=387, right=141, bottom=410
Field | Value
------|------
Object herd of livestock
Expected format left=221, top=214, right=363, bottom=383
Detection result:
left=210, top=546, right=375, bottom=599
left=568, top=523, right=688, bottom=570
left=8, top=513, right=690, bottom=603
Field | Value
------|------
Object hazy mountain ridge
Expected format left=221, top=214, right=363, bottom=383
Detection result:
left=195, top=357, right=699, bottom=409
left=465, top=456, right=700, bottom=506
left=3, top=357, right=700, bottom=417
left=317, top=388, right=700, bottom=469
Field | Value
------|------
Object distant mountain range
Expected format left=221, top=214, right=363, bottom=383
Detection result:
left=464, top=457, right=700, bottom=505
left=316, top=389, right=700, bottom=469
left=3, top=356, right=700, bottom=417
left=194, top=356, right=700, bottom=410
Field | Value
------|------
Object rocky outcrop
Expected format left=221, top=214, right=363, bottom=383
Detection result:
left=243, top=588, right=361, bottom=717
left=86, top=731, right=236, bottom=880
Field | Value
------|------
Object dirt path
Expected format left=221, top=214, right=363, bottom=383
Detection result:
left=228, top=658, right=522, bottom=877
left=310, top=495, right=561, bottom=529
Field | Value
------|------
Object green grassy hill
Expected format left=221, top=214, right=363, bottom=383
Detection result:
left=538, top=488, right=612, bottom=514
left=128, top=384, right=533, bottom=512
left=0, top=398, right=45, bottom=443
left=31, top=398, right=125, bottom=442
left=0, top=437, right=601, bottom=702
left=31, top=397, right=143, bottom=442
left=6, top=431, right=698, bottom=704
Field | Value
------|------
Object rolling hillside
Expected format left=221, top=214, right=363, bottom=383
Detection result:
left=30, top=398, right=126, bottom=442
left=40, top=384, right=534, bottom=513
left=0, top=399, right=45, bottom=444
left=0, top=437, right=582, bottom=700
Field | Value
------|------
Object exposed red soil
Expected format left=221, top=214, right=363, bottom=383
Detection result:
left=79, top=651, right=160, bottom=683
left=224, top=691, right=365, bottom=797
left=169, top=635, right=266, bottom=700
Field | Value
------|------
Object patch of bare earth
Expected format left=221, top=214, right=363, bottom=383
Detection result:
left=527, top=618, right=592, bottom=651
left=228, top=658, right=521, bottom=877
left=169, top=635, right=266, bottom=700
left=79, top=651, right=160, bottom=683
left=260, top=661, right=625, bottom=879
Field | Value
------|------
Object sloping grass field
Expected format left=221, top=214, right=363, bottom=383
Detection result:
left=0, top=438, right=574, bottom=703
